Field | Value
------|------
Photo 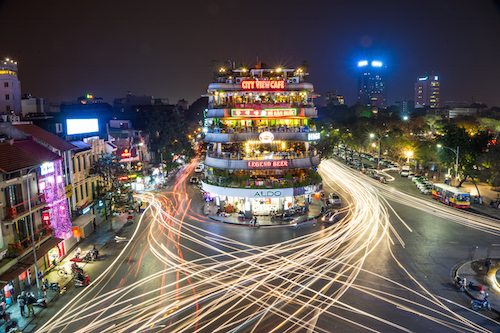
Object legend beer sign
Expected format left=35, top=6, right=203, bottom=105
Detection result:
left=241, top=80, right=286, bottom=90
left=247, top=160, right=289, bottom=169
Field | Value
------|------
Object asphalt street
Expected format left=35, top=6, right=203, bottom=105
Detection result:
left=33, top=159, right=499, bottom=333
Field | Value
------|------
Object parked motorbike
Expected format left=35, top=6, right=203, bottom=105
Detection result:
left=47, top=282, right=60, bottom=292
left=74, top=272, right=91, bottom=287
left=454, top=275, right=466, bottom=291
left=27, top=294, right=47, bottom=308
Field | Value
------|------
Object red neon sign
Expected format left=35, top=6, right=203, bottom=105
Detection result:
left=247, top=160, right=289, bottom=169
left=241, top=80, right=286, bottom=90
left=121, top=149, right=132, bottom=158
left=42, top=211, right=51, bottom=227
left=231, top=108, right=296, bottom=117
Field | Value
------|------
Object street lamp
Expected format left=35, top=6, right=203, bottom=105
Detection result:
left=404, top=150, right=414, bottom=164
left=369, top=133, right=382, bottom=169
left=437, top=144, right=460, bottom=183
left=25, top=166, right=42, bottom=291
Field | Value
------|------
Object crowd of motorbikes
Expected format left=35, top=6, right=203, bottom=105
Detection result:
left=0, top=247, right=100, bottom=332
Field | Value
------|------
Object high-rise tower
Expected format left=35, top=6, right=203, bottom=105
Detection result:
left=415, top=75, right=440, bottom=108
left=357, top=60, right=386, bottom=109
left=0, top=58, right=22, bottom=115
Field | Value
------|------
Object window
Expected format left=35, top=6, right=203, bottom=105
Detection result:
left=3, top=82, right=8, bottom=88
left=5, top=94, right=9, bottom=100
left=77, top=156, right=81, bottom=172
left=83, top=155, right=87, bottom=171
left=75, top=187, right=78, bottom=202
left=72, top=157, right=76, bottom=173
left=80, top=185, right=83, bottom=200
left=85, top=182, right=89, bottom=197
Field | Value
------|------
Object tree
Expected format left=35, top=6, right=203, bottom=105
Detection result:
left=439, top=124, right=490, bottom=187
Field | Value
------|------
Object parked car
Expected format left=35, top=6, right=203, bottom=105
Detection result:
left=400, top=165, right=410, bottom=177
left=195, top=163, right=204, bottom=173
left=189, top=177, right=200, bottom=184
left=328, top=193, right=342, bottom=206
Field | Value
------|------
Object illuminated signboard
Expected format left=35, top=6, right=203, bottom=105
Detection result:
left=231, top=108, right=296, bottom=117
left=241, top=80, right=286, bottom=90
left=40, top=162, right=55, bottom=175
left=121, top=149, right=132, bottom=158
left=259, top=131, right=274, bottom=143
left=247, top=160, right=289, bottom=169
left=307, top=132, right=321, bottom=141
left=66, top=118, right=99, bottom=135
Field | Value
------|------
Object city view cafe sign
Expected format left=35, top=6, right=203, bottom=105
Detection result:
left=241, top=79, right=286, bottom=90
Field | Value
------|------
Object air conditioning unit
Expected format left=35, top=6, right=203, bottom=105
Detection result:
left=288, top=77, right=299, bottom=84
left=235, top=77, right=243, bottom=83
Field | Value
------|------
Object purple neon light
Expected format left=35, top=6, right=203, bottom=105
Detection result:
left=39, top=159, right=72, bottom=239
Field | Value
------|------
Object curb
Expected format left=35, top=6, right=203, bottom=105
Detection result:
left=452, top=260, right=500, bottom=316
left=208, top=216, right=296, bottom=228
left=468, top=207, right=500, bottom=221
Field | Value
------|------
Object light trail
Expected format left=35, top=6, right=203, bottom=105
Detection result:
left=37, top=159, right=499, bottom=333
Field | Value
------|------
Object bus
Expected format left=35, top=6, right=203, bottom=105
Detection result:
left=431, top=183, right=471, bottom=209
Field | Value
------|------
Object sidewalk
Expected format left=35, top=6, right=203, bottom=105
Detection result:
left=0, top=213, right=133, bottom=333
left=455, top=258, right=500, bottom=315
left=205, top=197, right=323, bottom=228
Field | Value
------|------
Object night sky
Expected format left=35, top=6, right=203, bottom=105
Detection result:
left=1, top=0, right=499, bottom=106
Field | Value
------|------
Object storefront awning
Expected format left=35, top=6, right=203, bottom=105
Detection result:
left=0, top=237, right=63, bottom=288
left=72, top=214, right=96, bottom=228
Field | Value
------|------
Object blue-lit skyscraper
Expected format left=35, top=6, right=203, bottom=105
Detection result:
left=357, top=60, right=386, bottom=109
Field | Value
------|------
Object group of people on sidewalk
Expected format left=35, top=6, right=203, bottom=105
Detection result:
left=16, top=292, right=37, bottom=318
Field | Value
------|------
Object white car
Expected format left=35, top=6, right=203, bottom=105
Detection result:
left=328, top=193, right=342, bottom=206
left=189, top=177, right=200, bottom=184
left=321, top=210, right=342, bottom=224
left=194, top=164, right=204, bottom=173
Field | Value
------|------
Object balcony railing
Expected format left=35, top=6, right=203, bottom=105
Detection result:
left=207, top=125, right=317, bottom=134
left=205, top=174, right=322, bottom=189
left=3, top=193, right=46, bottom=220
left=8, top=225, right=53, bottom=256
left=207, top=150, right=318, bottom=160
left=209, top=102, right=314, bottom=109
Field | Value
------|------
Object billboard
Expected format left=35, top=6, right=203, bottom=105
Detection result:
left=66, top=118, right=99, bottom=135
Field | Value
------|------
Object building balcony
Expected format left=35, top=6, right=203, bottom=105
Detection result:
left=204, top=171, right=322, bottom=190
left=7, top=225, right=53, bottom=257
left=2, top=194, right=47, bottom=223
left=205, top=153, right=320, bottom=170
left=204, top=127, right=320, bottom=143
left=205, top=106, right=317, bottom=118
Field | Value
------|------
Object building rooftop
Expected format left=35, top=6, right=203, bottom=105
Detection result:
left=69, top=140, right=92, bottom=153
left=0, top=139, right=59, bottom=173
left=13, top=123, right=76, bottom=152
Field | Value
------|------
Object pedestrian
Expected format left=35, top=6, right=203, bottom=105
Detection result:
left=26, top=293, right=35, bottom=316
left=17, top=292, right=25, bottom=317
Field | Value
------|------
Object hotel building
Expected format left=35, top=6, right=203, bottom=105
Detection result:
left=201, top=65, right=322, bottom=216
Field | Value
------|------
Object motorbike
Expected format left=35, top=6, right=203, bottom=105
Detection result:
left=74, top=272, right=91, bottom=287
left=71, top=262, right=84, bottom=275
left=47, top=282, right=60, bottom=292
left=471, top=295, right=491, bottom=311
left=4, top=320, right=19, bottom=333
left=27, top=294, right=47, bottom=308
left=454, top=275, right=466, bottom=291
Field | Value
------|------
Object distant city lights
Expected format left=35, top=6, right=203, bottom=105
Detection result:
left=371, top=60, right=383, bottom=67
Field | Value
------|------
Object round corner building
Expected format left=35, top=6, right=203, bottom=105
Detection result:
left=201, top=65, right=322, bottom=216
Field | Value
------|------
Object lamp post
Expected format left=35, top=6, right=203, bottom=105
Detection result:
left=369, top=133, right=381, bottom=169
left=25, top=166, right=41, bottom=291
left=437, top=144, right=460, bottom=184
